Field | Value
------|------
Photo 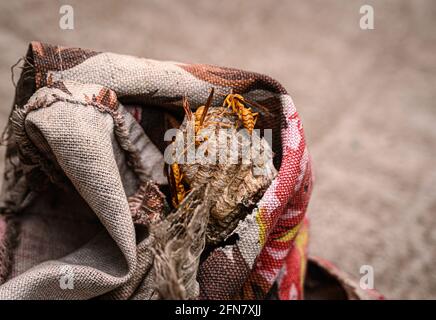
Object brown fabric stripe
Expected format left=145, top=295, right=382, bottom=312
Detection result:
left=29, top=41, right=100, bottom=89
left=179, top=64, right=287, bottom=95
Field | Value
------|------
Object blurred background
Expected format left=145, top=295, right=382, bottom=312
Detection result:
left=0, top=0, right=435, bottom=299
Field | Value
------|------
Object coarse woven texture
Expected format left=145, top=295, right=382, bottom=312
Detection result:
left=0, top=42, right=381, bottom=300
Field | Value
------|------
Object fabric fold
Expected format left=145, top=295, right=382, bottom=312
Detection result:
left=0, top=83, right=145, bottom=299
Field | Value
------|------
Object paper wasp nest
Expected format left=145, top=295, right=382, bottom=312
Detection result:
left=170, top=97, right=277, bottom=245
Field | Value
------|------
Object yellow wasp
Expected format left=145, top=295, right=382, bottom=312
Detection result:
left=169, top=89, right=215, bottom=208
left=182, top=88, right=215, bottom=135
left=223, top=93, right=259, bottom=133
left=183, top=88, right=216, bottom=145
left=168, top=162, right=186, bottom=208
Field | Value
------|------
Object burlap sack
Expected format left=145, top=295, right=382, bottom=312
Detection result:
left=0, top=42, right=382, bottom=300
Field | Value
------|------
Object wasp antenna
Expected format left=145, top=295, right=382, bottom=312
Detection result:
left=243, top=98, right=272, bottom=116
left=206, top=87, right=215, bottom=106
left=182, top=96, right=193, bottom=121
left=200, top=88, right=214, bottom=126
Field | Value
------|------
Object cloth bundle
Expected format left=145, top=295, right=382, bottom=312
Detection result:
left=0, top=42, right=381, bottom=300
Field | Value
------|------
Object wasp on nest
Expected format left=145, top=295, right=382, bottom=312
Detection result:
left=167, top=88, right=277, bottom=245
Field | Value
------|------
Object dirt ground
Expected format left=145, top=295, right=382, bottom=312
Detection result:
left=0, top=0, right=435, bottom=299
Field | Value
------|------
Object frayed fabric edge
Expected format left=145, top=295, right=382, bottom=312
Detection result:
left=0, top=215, right=19, bottom=285
left=152, top=184, right=211, bottom=300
